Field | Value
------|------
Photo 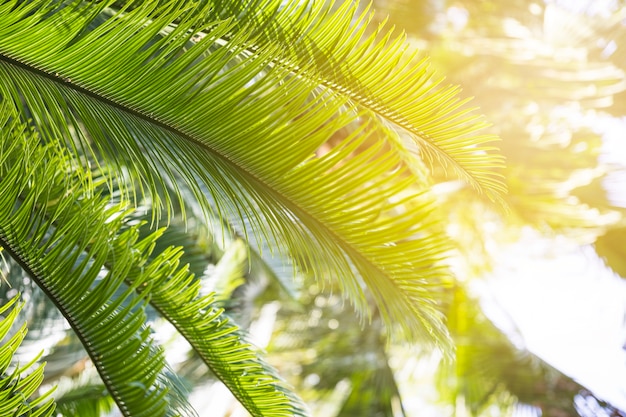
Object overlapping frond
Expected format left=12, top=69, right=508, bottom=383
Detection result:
left=0, top=108, right=179, bottom=417
left=0, top=104, right=310, bottom=416
left=113, top=228, right=309, bottom=416
left=0, top=296, right=56, bottom=417
left=54, top=379, right=115, bottom=417
left=124, top=210, right=308, bottom=416
left=0, top=0, right=466, bottom=348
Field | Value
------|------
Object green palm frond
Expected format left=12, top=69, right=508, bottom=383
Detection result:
left=0, top=108, right=184, bottom=416
left=0, top=296, right=56, bottom=417
left=0, top=104, right=310, bottom=415
left=208, top=0, right=507, bottom=200
left=116, top=228, right=308, bottom=416
left=0, top=0, right=475, bottom=348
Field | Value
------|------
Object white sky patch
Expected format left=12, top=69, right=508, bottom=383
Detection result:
left=599, top=116, right=626, bottom=165
left=545, top=0, right=622, bottom=18
left=598, top=115, right=626, bottom=208
left=480, top=229, right=626, bottom=411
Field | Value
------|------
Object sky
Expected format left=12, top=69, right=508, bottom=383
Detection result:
left=481, top=228, right=626, bottom=412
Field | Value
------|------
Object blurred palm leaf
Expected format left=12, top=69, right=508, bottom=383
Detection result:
left=595, top=226, right=626, bottom=279
left=382, top=0, right=626, bottom=246
left=54, top=377, right=115, bottom=417
left=0, top=296, right=56, bottom=417
left=438, top=286, right=588, bottom=417
left=269, top=281, right=406, bottom=417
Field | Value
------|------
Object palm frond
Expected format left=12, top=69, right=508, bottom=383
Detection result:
left=207, top=0, right=507, bottom=200
left=0, top=0, right=473, bottom=349
left=54, top=377, right=115, bottom=417
left=1, top=103, right=312, bottom=416
left=113, top=226, right=309, bottom=416
left=0, top=107, right=188, bottom=417
left=0, top=296, right=56, bottom=417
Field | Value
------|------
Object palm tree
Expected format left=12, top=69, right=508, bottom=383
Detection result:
left=0, top=0, right=505, bottom=415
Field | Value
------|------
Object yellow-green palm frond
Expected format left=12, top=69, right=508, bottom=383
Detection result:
left=0, top=0, right=505, bottom=351
left=206, top=0, right=507, bottom=201
left=0, top=296, right=56, bottom=417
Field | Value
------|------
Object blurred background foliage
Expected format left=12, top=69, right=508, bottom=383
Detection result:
left=3, top=0, right=626, bottom=416
left=269, top=0, right=626, bottom=415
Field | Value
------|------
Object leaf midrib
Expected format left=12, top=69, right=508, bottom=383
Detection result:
left=1, top=49, right=438, bottom=342
left=0, top=232, right=131, bottom=417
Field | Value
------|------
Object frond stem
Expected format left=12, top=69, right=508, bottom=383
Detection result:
left=0, top=233, right=130, bottom=417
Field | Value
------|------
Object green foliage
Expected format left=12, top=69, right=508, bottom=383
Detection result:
left=270, top=283, right=406, bottom=417
left=0, top=109, right=182, bottom=416
left=0, top=105, right=306, bottom=415
left=0, top=0, right=506, bottom=344
left=54, top=381, right=115, bottom=417
left=0, top=296, right=56, bottom=417
left=0, top=0, right=507, bottom=415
